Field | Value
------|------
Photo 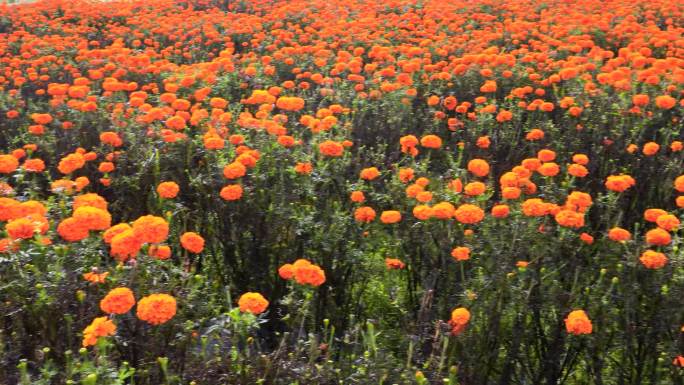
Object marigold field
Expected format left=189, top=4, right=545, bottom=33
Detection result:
left=0, top=0, right=683, bottom=383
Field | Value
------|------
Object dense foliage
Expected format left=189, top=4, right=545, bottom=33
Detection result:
left=0, top=0, right=683, bottom=383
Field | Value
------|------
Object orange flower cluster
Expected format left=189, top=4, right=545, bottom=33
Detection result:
left=448, top=307, right=471, bottom=335
left=136, top=294, right=177, bottom=325
left=279, top=259, right=326, bottom=286
left=238, top=292, right=270, bottom=314
left=564, top=310, right=593, bottom=335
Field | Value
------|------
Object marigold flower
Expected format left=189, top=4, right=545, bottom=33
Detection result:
left=6, top=217, right=39, bottom=239
left=82, top=317, right=116, bottom=347
left=136, top=294, right=177, bottom=325
left=73, top=206, right=111, bottom=231
left=132, top=215, right=169, bottom=244
left=350, top=191, right=365, bottom=203
left=656, top=214, right=679, bottom=231
left=385, top=258, right=405, bottom=270
left=413, top=205, right=433, bottom=220
left=180, top=232, right=205, bottom=253
left=451, top=247, right=470, bottom=261
left=420, top=134, right=442, bottom=149
left=522, top=198, right=548, bottom=217
left=608, top=227, right=631, bottom=242
left=454, top=204, right=485, bottom=224
left=294, top=162, right=313, bottom=174
left=83, top=271, right=109, bottom=284
left=73, top=193, right=108, bottom=210
left=639, top=250, right=668, bottom=269
left=223, top=161, right=247, bottom=179
left=645, top=228, right=671, bottom=246
left=318, top=140, right=344, bottom=157
left=110, top=229, right=143, bottom=261
left=555, top=210, right=585, bottom=228
left=157, top=182, right=180, bottom=199
left=23, top=158, right=45, bottom=172
left=491, top=204, right=509, bottom=218
left=565, top=310, right=592, bottom=335
left=467, top=159, right=490, bottom=177
left=537, top=162, right=559, bottom=177
left=100, top=287, right=136, bottom=314
left=149, top=244, right=172, bottom=260
left=58, top=217, right=90, bottom=242
left=674, top=175, right=684, bottom=192
left=290, top=259, right=326, bottom=286
left=655, top=95, right=676, bottom=110
left=220, top=184, right=243, bottom=201
left=238, top=292, right=269, bottom=314
left=360, top=167, right=380, bottom=181
left=380, top=210, right=402, bottom=224
left=605, top=174, right=636, bottom=192
left=537, top=149, right=556, bottom=162
left=449, top=307, right=471, bottom=335
left=354, top=206, right=376, bottom=223
left=0, top=155, right=19, bottom=174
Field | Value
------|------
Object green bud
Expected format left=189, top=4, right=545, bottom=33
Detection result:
left=76, top=290, right=86, bottom=303
left=600, top=268, right=607, bottom=276
left=611, top=277, right=619, bottom=285
left=82, top=373, right=97, bottom=385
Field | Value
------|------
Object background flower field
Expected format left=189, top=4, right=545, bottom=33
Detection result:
left=0, top=0, right=683, bottom=384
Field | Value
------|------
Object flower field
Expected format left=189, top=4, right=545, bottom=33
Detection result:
left=0, top=0, right=683, bottom=383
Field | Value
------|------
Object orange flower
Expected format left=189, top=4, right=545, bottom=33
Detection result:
left=655, top=95, right=676, bottom=110
left=83, top=271, right=109, bottom=284
left=454, top=204, right=485, bottom=224
left=354, top=206, right=376, bottom=223
left=278, top=263, right=294, bottom=279
left=674, top=175, right=684, bottom=192
left=285, top=259, right=326, bottom=286
left=136, top=294, right=177, bottom=325
left=82, top=316, right=116, bottom=347
left=6, top=217, right=39, bottom=239
left=73, top=206, right=111, bottom=231
left=554, top=210, right=585, bottom=228
left=608, top=227, right=631, bottom=242
left=157, top=182, right=180, bottom=198
left=605, top=175, right=635, bottom=192
left=73, top=193, right=108, bottom=210
left=639, top=250, right=668, bottom=269
left=450, top=246, right=470, bottom=261
left=464, top=182, right=486, bottom=196
left=132, top=215, right=169, bottom=244
left=360, top=167, right=380, bottom=180
left=223, top=161, right=247, bottom=179
left=180, top=232, right=205, bottom=253
left=448, top=307, right=471, bottom=335
left=413, top=205, right=433, bottom=220
left=467, top=159, right=490, bottom=177
left=491, top=204, right=509, bottom=218
left=220, top=184, right=243, bottom=201
left=0, top=155, right=19, bottom=174
left=656, top=214, right=680, bottom=231
left=642, top=142, right=659, bottom=156
left=645, top=228, right=671, bottom=246
left=57, top=217, right=90, bottom=242
left=318, top=140, right=344, bottom=157
left=350, top=191, right=365, bottom=203
left=100, top=287, right=136, bottom=314
left=537, top=162, right=559, bottom=177
left=380, top=210, right=402, bottom=224
left=238, top=292, right=270, bottom=314
left=420, top=134, right=442, bottom=149
left=110, top=229, right=143, bottom=261
left=385, top=258, right=405, bottom=270
left=565, top=310, right=592, bottom=335
left=57, top=153, right=86, bottom=174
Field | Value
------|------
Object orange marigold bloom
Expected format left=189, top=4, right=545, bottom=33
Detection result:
left=449, top=307, right=471, bottom=335
left=100, top=132, right=123, bottom=147
left=57, top=217, right=90, bottom=242
left=294, top=162, right=313, bottom=174
left=642, top=142, right=659, bottom=156
left=645, top=228, right=671, bottom=246
left=58, top=153, right=86, bottom=174
left=491, top=204, right=510, bottom=218
left=608, top=227, right=631, bottom=242
left=525, top=129, right=545, bottom=141
left=385, top=258, right=405, bottom=270
left=132, top=215, right=169, bottom=244
left=555, top=210, right=585, bottom=228
left=318, top=140, right=344, bottom=157
left=565, top=310, right=592, bottom=335
left=238, top=292, right=270, bottom=314
left=157, top=182, right=180, bottom=199
left=537, top=149, right=556, bottom=162
left=522, top=199, right=548, bottom=217
left=580, top=233, right=594, bottom=244
left=572, top=154, right=589, bottom=165
left=655, top=95, right=676, bottom=110
left=537, top=162, right=559, bottom=177
left=100, top=287, right=136, bottom=314
left=398, top=168, right=415, bottom=183
left=0, top=155, right=19, bottom=174
left=180, top=232, right=205, bottom=253
left=360, top=167, right=380, bottom=180
left=413, top=205, right=433, bottom=220
left=354, top=206, right=376, bottom=223
left=220, top=184, right=243, bottom=201
left=110, top=229, right=143, bottom=261
left=290, top=259, right=326, bottom=286
left=380, top=210, right=402, bottom=224
left=644, top=208, right=667, bottom=222
left=464, top=182, right=486, bottom=196
left=639, top=250, right=668, bottom=269
left=136, top=294, right=177, bottom=325
left=149, top=244, right=172, bottom=260
left=454, top=204, right=485, bottom=224
left=73, top=206, right=111, bottom=231
left=567, top=164, right=588, bottom=178
left=467, top=159, right=490, bottom=177
left=223, top=161, right=247, bottom=179
left=656, top=214, right=680, bottom=231
left=6, top=217, right=38, bottom=239
left=605, top=175, right=635, bottom=192
left=350, top=191, right=365, bottom=203
left=451, top=246, right=470, bottom=261
left=82, top=316, right=116, bottom=347
left=23, top=158, right=45, bottom=172
left=674, top=175, right=684, bottom=192
left=420, top=134, right=442, bottom=149
left=73, top=193, right=108, bottom=211
left=83, top=271, right=109, bottom=284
